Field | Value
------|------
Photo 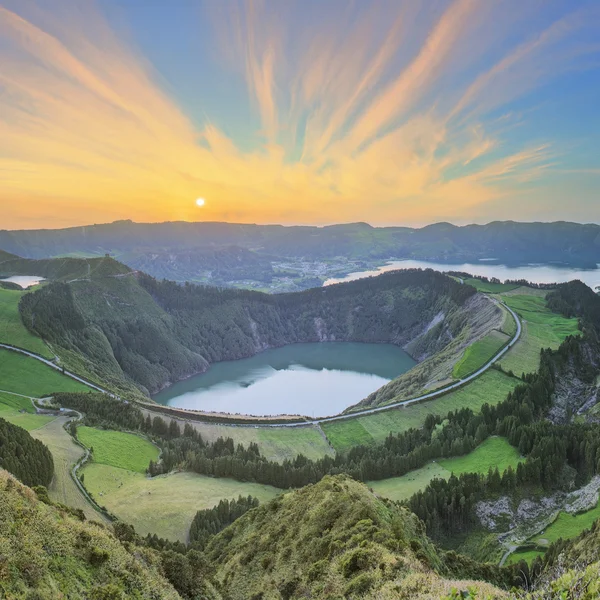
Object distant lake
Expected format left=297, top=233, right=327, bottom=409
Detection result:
left=324, top=259, right=600, bottom=290
left=0, top=275, right=45, bottom=289
left=153, top=342, right=416, bottom=417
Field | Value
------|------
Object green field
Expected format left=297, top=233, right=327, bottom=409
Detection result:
left=0, top=349, right=90, bottom=397
left=83, top=464, right=281, bottom=541
left=369, top=437, right=523, bottom=502
left=322, top=370, right=519, bottom=453
left=533, top=501, right=600, bottom=547
left=0, top=391, right=54, bottom=431
left=77, top=426, right=159, bottom=473
left=30, top=416, right=105, bottom=522
left=453, top=330, right=509, bottom=379
left=499, top=304, right=518, bottom=337
left=498, top=295, right=580, bottom=376
left=143, top=410, right=334, bottom=463
left=441, top=436, right=523, bottom=474
left=464, top=278, right=520, bottom=294
left=0, top=287, right=53, bottom=357
left=505, top=549, right=545, bottom=565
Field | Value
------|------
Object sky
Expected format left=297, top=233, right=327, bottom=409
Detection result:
left=0, top=0, right=599, bottom=230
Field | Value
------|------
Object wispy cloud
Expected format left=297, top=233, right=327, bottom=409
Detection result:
left=0, top=0, right=598, bottom=228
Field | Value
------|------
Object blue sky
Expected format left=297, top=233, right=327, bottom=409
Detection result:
left=0, top=0, right=598, bottom=228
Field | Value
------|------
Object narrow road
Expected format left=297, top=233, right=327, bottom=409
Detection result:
left=0, top=342, right=112, bottom=396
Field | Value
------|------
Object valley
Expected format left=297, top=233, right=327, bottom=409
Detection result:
left=2, top=248, right=600, bottom=598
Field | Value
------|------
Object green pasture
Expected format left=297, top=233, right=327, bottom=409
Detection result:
left=77, top=426, right=159, bottom=473
left=368, top=437, right=523, bottom=502
left=0, top=349, right=89, bottom=397
left=82, top=464, right=281, bottom=541
left=498, top=295, right=579, bottom=376
left=322, top=370, right=519, bottom=453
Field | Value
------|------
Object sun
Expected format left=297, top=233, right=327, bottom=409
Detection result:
left=195, top=198, right=205, bottom=207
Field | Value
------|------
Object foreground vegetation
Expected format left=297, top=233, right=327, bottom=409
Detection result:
left=205, top=475, right=514, bottom=599
left=0, top=470, right=183, bottom=599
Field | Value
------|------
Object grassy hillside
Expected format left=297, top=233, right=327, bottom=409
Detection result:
left=83, top=465, right=281, bottom=541
left=0, top=469, right=181, bottom=599
left=532, top=501, right=600, bottom=548
left=0, top=349, right=89, bottom=396
left=77, top=426, right=159, bottom=473
left=498, top=294, right=580, bottom=376
left=0, top=391, right=54, bottom=431
left=453, top=330, right=509, bottom=378
left=205, top=474, right=509, bottom=599
left=0, top=287, right=53, bottom=357
left=369, top=437, right=523, bottom=502
left=322, top=370, right=519, bottom=453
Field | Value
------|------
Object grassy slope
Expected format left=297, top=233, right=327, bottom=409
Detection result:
left=0, top=287, right=53, bottom=357
left=453, top=330, right=509, bottom=378
left=533, top=501, right=600, bottom=547
left=369, top=437, right=523, bottom=502
left=30, top=416, right=104, bottom=522
left=322, top=370, right=518, bottom=453
left=83, top=464, right=281, bottom=542
left=205, top=474, right=507, bottom=600
left=498, top=294, right=579, bottom=376
left=0, top=469, right=180, bottom=599
left=0, top=348, right=89, bottom=396
left=464, top=278, right=520, bottom=293
left=441, top=436, right=523, bottom=475
left=77, top=426, right=159, bottom=473
left=143, top=410, right=334, bottom=463
left=505, top=549, right=545, bottom=565
left=0, top=391, right=54, bottom=431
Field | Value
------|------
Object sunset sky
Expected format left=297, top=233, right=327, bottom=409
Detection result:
left=1, top=0, right=599, bottom=229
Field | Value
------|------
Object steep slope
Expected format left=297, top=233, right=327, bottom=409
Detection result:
left=205, top=475, right=509, bottom=599
left=18, top=264, right=499, bottom=401
left=0, top=469, right=181, bottom=599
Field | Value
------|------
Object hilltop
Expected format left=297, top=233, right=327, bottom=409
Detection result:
left=205, top=475, right=510, bottom=599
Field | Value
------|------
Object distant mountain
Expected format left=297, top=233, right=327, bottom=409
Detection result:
left=1, top=219, right=599, bottom=269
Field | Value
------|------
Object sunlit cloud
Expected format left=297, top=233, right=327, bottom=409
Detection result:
left=0, top=0, right=598, bottom=229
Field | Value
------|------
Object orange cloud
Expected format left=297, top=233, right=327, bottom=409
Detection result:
left=0, top=0, right=597, bottom=229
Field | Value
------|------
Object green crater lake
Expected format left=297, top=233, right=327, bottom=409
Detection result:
left=153, top=342, right=416, bottom=417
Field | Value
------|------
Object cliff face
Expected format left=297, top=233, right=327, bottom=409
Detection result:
left=19, top=264, right=492, bottom=401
